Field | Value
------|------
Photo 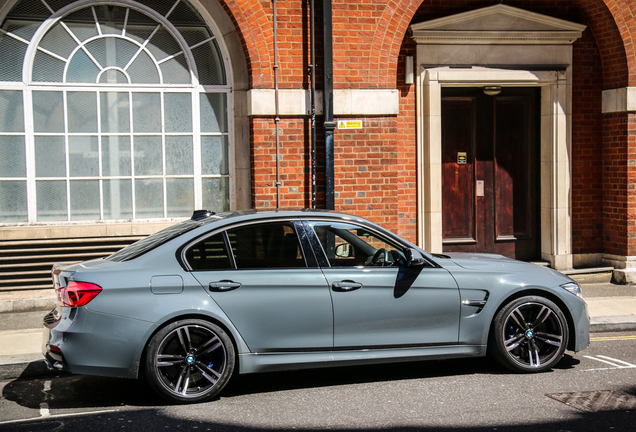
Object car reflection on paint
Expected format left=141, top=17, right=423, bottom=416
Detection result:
left=43, top=209, right=589, bottom=403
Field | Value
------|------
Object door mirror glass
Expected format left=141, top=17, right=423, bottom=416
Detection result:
left=406, top=248, right=426, bottom=267
left=335, top=243, right=354, bottom=258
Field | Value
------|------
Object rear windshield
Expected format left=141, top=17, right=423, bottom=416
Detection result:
left=107, top=219, right=204, bottom=262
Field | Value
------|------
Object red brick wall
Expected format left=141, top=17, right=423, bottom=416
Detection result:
left=215, top=0, right=636, bottom=254
left=572, top=28, right=604, bottom=254
left=603, top=113, right=628, bottom=256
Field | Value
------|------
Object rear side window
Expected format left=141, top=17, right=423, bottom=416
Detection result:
left=185, top=221, right=306, bottom=270
left=186, top=233, right=232, bottom=270
left=229, top=222, right=306, bottom=268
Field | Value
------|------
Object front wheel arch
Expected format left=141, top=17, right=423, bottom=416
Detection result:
left=487, top=289, right=577, bottom=352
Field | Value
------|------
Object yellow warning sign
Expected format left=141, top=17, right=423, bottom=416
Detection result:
left=337, top=120, right=363, bottom=129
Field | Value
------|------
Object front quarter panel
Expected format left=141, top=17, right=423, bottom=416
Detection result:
left=438, top=259, right=589, bottom=351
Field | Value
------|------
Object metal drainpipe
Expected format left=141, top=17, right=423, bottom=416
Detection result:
left=323, top=0, right=335, bottom=210
left=310, top=0, right=316, bottom=209
left=273, top=0, right=281, bottom=209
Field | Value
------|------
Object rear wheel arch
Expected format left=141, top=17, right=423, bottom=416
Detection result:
left=138, top=313, right=241, bottom=379
left=142, top=317, right=237, bottom=403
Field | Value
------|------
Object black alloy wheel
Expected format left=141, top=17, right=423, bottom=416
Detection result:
left=145, top=319, right=235, bottom=403
left=490, top=296, right=569, bottom=373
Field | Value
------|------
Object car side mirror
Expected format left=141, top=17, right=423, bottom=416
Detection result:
left=335, top=243, right=355, bottom=258
left=405, top=248, right=426, bottom=267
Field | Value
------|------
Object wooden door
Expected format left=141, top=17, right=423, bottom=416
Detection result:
left=441, top=87, right=540, bottom=261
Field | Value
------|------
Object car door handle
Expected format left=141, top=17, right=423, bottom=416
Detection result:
left=209, top=280, right=242, bottom=292
left=332, top=280, right=362, bottom=292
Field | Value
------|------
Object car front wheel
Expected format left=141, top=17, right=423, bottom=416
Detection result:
left=490, top=296, right=569, bottom=373
left=145, top=319, right=235, bottom=403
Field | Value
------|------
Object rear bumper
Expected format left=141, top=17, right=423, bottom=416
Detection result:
left=41, top=306, right=157, bottom=379
left=42, top=309, right=69, bottom=372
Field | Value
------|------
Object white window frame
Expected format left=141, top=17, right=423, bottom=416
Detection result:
left=0, top=0, right=233, bottom=224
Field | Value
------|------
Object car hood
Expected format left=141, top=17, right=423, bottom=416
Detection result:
left=440, top=252, right=571, bottom=281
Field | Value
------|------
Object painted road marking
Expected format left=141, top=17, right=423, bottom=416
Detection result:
left=583, top=355, right=636, bottom=371
left=590, top=335, right=636, bottom=342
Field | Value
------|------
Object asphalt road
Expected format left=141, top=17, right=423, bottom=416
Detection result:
left=1, top=332, right=635, bottom=431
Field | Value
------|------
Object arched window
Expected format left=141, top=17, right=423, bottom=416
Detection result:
left=0, top=0, right=231, bottom=223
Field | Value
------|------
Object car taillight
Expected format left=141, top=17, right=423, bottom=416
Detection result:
left=57, top=281, right=102, bottom=307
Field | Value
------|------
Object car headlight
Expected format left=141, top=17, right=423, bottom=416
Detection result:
left=560, top=282, right=582, bottom=298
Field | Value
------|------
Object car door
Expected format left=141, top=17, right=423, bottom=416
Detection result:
left=186, top=219, right=333, bottom=352
left=305, top=220, right=460, bottom=349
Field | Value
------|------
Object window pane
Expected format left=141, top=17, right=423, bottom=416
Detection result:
left=0, top=24, right=29, bottom=81
left=192, top=40, right=226, bottom=85
left=69, top=136, right=98, bottom=177
left=33, top=91, right=63, bottom=133
left=0, top=90, right=24, bottom=132
left=0, top=180, right=27, bottom=222
left=103, top=179, right=132, bottom=219
left=200, top=93, right=227, bottom=133
left=36, top=180, right=67, bottom=221
left=202, top=177, right=229, bottom=213
left=0, top=135, right=26, bottom=177
left=100, top=92, right=130, bottom=133
left=63, top=14, right=99, bottom=42
left=70, top=180, right=99, bottom=220
left=127, top=51, right=160, bottom=84
left=67, top=92, right=97, bottom=133
left=132, top=93, right=161, bottom=132
left=310, top=222, right=405, bottom=267
left=135, top=178, right=163, bottom=218
left=228, top=222, right=305, bottom=268
left=160, top=56, right=191, bottom=84
left=134, top=136, right=162, bottom=175
left=99, top=69, right=128, bottom=84
left=35, top=136, right=65, bottom=177
left=166, top=136, right=193, bottom=175
left=66, top=49, right=101, bottom=83
left=102, top=136, right=131, bottom=176
left=32, top=50, right=65, bottom=82
left=186, top=233, right=232, bottom=270
left=39, top=22, right=76, bottom=59
left=201, top=136, right=228, bottom=175
left=166, top=178, right=193, bottom=217
left=147, top=27, right=181, bottom=60
left=164, top=93, right=192, bottom=132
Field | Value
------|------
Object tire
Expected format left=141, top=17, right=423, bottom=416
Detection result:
left=490, top=296, right=568, bottom=373
left=145, top=319, right=235, bottom=403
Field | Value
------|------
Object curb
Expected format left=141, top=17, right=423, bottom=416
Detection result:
left=0, top=298, right=56, bottom=314
left=590, top=316, right=636, bottom=333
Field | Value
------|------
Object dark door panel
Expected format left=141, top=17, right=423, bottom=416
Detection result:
left=442, top=87, right=540, bottom=261
left=442, top=98, right=476, bottom=242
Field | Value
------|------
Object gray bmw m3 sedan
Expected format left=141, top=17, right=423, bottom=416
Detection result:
left=43, top=209, right=589, bottom=403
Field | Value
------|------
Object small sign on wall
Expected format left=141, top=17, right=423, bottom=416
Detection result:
left=457, top=152, right=467, bottom=164
left=338, top=120, right=363, bottom=129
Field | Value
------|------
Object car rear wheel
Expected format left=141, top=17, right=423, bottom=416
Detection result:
left=490, top=296, right=568, bottom=373
left=145, top=319, right=235, bottom=403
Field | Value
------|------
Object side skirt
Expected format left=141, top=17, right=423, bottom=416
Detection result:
left=238, top=345, right=486, bottom=374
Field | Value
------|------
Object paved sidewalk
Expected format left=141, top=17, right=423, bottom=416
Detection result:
left=0, top=283, right=634, bottom=381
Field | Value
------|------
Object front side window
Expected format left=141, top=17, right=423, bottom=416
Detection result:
left=0, top=0, right=230, bottom=223
left=310, top=221, right=406, bottom=267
